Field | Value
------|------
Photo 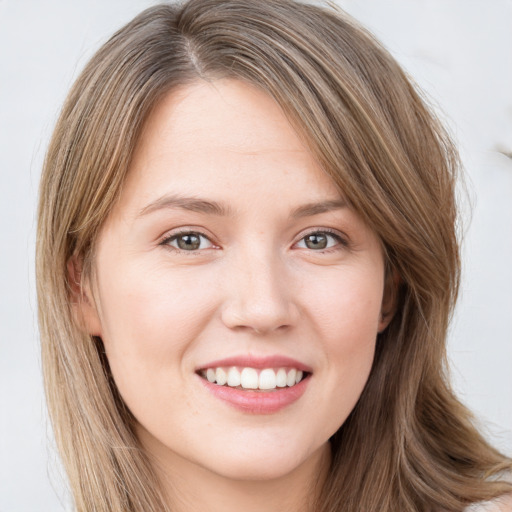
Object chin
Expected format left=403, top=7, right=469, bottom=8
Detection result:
left=196, top=434, right=329, bottom=483
left=203, top=453, right=312, bottom=482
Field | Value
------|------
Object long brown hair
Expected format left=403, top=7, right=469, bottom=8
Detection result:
left=36, top=1, right=512, bottom=510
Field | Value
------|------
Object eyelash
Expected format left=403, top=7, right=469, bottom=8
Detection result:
left=159, top=228, right=348, bottom=254
left=295, top=228, right=348, bottom=253
left=159, top=230, right=216, bottom=253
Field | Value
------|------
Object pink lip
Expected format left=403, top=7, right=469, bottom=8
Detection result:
left=197, top=374, right=310, bottom=414
left=195, top=355, right=312, bottom=414
left=196, top=355, right=313, bottom=373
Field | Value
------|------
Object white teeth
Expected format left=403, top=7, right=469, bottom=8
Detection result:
left=240, top=368, right=259, bottom=389
left=227, top=367, right=241, bottom=387
left=286, top=368, right=297, bottom=387
left=215, top=368, right=227, bottom=386
left=202, top=366, right=306, bottom=390
left=276, top=368, right=287, bottom=388
left=259, top=368, right=276, bottom=390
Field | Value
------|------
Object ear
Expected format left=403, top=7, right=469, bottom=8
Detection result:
left=67, top=255, right=102, bottom=336
left=378, top=267, right=400, bottom=333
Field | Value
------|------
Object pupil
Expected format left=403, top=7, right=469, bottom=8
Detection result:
left=306, top=234, right=327, bottom=250
left=178, top=234, right=200, bottom=250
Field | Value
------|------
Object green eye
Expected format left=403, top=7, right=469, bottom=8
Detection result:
left=297, top=232, right=342, bottom=250
left=166, top=232, right=213, bottom=251
left=304, top=233, right=328, bottom=250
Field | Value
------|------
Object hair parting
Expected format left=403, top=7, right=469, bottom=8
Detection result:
left=37, top=1, right=512, bottom=510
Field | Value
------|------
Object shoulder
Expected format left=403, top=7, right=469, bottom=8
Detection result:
left=465, top=494, right=512, bottom=512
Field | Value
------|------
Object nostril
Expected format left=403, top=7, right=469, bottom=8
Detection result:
left=220, top=297, right=299, bottom=334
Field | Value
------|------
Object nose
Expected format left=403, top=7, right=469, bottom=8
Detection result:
left=220, top=249, right=299, bottom=335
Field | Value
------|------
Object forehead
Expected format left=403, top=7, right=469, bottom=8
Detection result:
left=119, top=79, right=343, bottom=212
left=138, top=79, right=306, bottom=154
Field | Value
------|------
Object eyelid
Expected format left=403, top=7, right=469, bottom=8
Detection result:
left=293, top=227, right=349, bottom=250
left=157, top=226, right=349, bottom=253
left=158, top=228, right=218, bottom=252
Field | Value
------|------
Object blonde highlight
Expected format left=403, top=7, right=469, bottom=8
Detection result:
left=37, top=1, right=512, bottom=510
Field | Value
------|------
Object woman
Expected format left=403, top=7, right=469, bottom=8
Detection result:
left=36, top=0, right=512, bottom=510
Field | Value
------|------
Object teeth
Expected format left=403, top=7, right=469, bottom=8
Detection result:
left=202, top=366, right=306, bottom=390
left=286, top=368, right=297, bottom=387
left=227, top=367, right=241, bottom=387
left=259, top=369, right=276, bottom=390
left=215, top=368, right=227, bottom=386
left=276, top=368, right=287, bottom=388
left=240, top=368, right=258, bottom=389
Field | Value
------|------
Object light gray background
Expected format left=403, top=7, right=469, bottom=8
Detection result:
left=1, top=1, right=511, bottom=510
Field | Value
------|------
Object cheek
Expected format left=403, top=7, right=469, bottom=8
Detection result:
left=304, top=266, right=383, bottom=426
left=93, top=261, right=224, bottom=439
left=96, top=261, right=219, bottom=384
left=307, top=265, right=384, bottom=345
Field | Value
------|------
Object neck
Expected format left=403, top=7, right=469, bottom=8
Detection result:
left=142, top=434, right=331, bottom=512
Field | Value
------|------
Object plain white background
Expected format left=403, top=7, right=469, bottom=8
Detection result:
left=0, top=1, right=511, bottom=510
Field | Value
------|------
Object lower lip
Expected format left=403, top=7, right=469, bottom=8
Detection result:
left=198, top=375, right=310, bottom=414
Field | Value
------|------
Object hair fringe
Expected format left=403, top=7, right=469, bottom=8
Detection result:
left=37, top=1, right=512, bottom=510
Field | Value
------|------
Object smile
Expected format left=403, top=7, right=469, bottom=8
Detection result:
left=196, top=356, right=312, bottom=413
left=199, top=367, right=306, bottom=391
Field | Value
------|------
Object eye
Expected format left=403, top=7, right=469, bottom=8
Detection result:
left=295, top=231, right=344, bottom=251
left=162, top=231, right=214, bottom=251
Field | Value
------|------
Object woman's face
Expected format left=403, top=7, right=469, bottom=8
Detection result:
left=81, top=79, right=392, bottom=482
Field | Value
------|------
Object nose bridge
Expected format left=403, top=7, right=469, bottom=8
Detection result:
left=221, top=240, right=298, bottom=333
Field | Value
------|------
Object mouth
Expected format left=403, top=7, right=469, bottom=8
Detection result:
left=198, top=366, right=309, bottom=391
left=196, top=356, right=312, bottom=413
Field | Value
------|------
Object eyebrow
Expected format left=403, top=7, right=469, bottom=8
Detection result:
left=138, top=194, right=347, bottom=219
left=290, top=199, right=347, bottom=218
left=138, top=194, right=233, bottom=217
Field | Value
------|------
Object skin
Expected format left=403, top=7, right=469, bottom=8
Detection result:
left=78, top=79, right=394, bottom=512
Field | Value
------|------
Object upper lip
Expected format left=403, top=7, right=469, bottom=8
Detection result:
left=196, top=355, right=312, bottom=373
